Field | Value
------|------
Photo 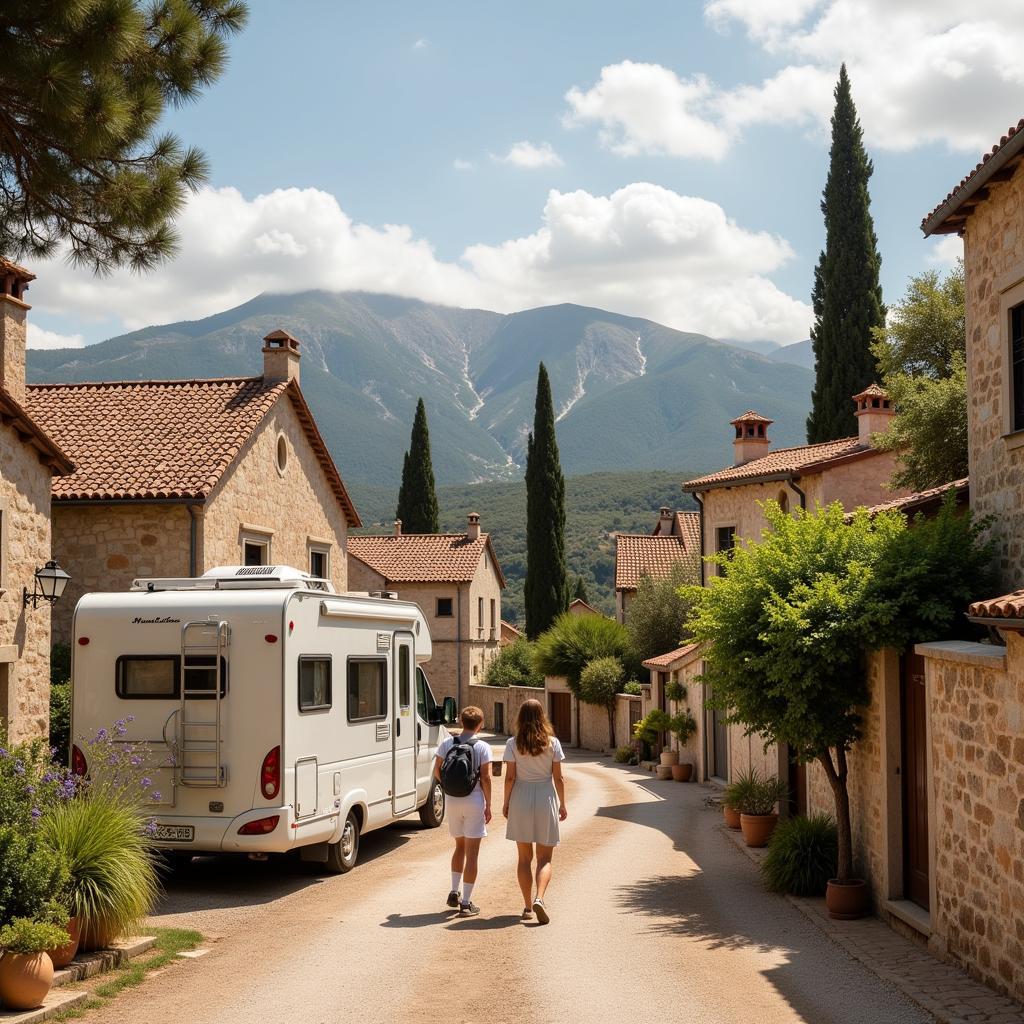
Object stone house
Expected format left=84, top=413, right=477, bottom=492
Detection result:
left=641, top=642, right=705, bottom=773
left=0, top=260, right=74, bottom=741
left=26, top=329, right=361, bottom=647
left=346, top=514, right=505, bottom=705
left=499, top=619, right=523, bottom=646
left=613, top=506, right=700, bottom=623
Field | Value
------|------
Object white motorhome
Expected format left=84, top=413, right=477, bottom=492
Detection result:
left=70, top=566, right=455, bottom=872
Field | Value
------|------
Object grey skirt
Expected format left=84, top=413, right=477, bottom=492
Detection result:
left=505, top=779, right=560, bottom=846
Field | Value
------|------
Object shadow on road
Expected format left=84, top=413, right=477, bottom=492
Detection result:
left=380, top=912, right=523, bottom=931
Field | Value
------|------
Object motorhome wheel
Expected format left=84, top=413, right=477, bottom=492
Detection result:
left=418, top=780, right=445, bottom=829
left=326, top=811, right=360, bottom=873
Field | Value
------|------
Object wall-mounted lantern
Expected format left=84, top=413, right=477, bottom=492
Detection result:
left=23, top=560, right=71, bottom=609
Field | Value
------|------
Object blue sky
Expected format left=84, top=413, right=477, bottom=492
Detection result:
left=31, top=0, right=1016, bottom=349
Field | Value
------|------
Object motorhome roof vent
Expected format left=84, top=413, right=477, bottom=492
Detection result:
left=236, top=565, right=279, bottom=576
left=370, top=591, right=399, bottom=600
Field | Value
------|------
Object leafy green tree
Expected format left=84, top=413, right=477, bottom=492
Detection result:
left=625, top=560, right=699, bottom=662
left=533, top=611, right=634, bottom=694
left=579, top=656, right=625, bottom=748
left=0, top=0, right=248, bottom=272
left=482, top=638, right=544, bottom=689
left=686, top=498, right=992, bottom=883
left=525, top=363, right=568, bottom=637
left=871, top=263, right=967, bottom=490
left=807, top=65, right=885, bottom=443
left=395, top=398, right=440, bottom=533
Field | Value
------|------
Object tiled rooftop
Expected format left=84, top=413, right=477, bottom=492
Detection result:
left=0, top=257, right=34, bottom=281
left=683, top=436, right=869, bottom=491
left=348, top=533, right=505, bottom=586
left=968, top=591, right=1024, bottom=621
left=856, top=478, right=968, bottom=519
left=0, top=385, right=73, bottom=474
left=614, top=534, right=695, bottom=591
left=642, top=641, right=700, bottom=670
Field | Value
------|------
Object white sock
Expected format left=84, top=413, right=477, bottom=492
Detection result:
left=451, top=872, right=462, bottom=893
left=462, top=882, right=475, bottom=903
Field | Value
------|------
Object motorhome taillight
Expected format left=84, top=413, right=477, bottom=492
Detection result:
left=238, top=815, right=280, bottom=836
left=264, top=634, right=278, bottom=644
left=260, top=746, right=280, bottom=800
left=71, top=744, right=88, bottom=777
left=77, top=637, right=89, bottom=646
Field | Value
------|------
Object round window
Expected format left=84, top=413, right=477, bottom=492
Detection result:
left=276, top=434, right=288, bottom=474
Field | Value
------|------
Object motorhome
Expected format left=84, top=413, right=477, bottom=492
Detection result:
left=70, top=566, right=455, bottom=872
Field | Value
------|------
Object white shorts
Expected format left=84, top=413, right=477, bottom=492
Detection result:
left=447, top=794, right=487, bottom=839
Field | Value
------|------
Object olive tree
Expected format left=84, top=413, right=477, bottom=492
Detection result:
left=579, top=656, right=624, bottom=748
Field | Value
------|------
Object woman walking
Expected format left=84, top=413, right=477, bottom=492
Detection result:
left=502, top=698, right=567, bottom=924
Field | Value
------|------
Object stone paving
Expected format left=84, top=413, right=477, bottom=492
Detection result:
left=722, top=825, right=1024, bottom=1024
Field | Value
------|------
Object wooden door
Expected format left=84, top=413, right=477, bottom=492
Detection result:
left=549, top=692, right=572, bottom=744
left=707, top=698, right=728, bottom=781
left=901, top=652, right=930, bottom=910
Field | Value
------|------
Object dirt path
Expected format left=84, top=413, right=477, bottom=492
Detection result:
left=89, top=747, right=931, bottom=1024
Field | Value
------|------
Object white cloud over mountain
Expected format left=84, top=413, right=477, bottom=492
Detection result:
left=30, top=183, right=812, bottom=345
left=566, top=2, right=1024, bottom=160
left=26, top=324, right=85, bottom=350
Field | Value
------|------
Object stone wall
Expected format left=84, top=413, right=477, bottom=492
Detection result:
left=203, top=398, right=348, bottom=590
left=0, top=418, right=54, bottom=741
left=51, top=503, right=192, bottom=646
left=615, top=694, right=641, bottom=752
left=466, top=683, right=542, bottom=737
left=918, top=636, right=1024, bottom=1002
left=0, top=295, right=28, bottom=404
left=961, top=162, right=1024, bottom=589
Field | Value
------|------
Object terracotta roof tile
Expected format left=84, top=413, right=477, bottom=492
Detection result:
left=614, top=534, right=695, bottom=591
left=348, top=534, right=505, bottom=586
left=24, top=377, right=360, bottom=525
left=968, top=591, right=1024, bottom=621
left=853, top=382, right=888, bottom=401
left=0, top=257, right=34, bottom=282
left=675, top=511, right=700, bottom=552
left=853, top=478, right=968, bottom=520
left=683, top=436, right=870, bottom=491
left=642, top=642, right=701, bottom=670
left=922, top=118, right=1024, bottom=234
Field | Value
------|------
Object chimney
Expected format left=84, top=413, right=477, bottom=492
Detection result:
left=853, top=384, right=894, bottom=444
left=0, top=258, right=34, bottom=405
left=262, top=328, right=301, bottom=384
left=730, top=410, right=773, bottom=466
left=394, top=519, right=402, bottom=536
left=467, top=512, right=481, bottom=541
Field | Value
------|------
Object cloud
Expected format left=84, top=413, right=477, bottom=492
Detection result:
left=566, top=4, right=1024, bottom=160
left=453, top=158, right=476, bottom=171
left=413, top=38, right=429, bottom=50
left=927, top=234, right=964, bottom=267
left=493, top=141, right=564, bottom=169
left=26, top=324, right=86, bottom=350
left=29, top=182, right=811, bottom=344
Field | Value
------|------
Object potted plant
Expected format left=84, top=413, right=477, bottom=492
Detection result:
left=41, top=900, right=79, bottom=970
left=739, top=774, right=789, bottom=847
left=0, top=918, right=69, bottom=1010
left=721, top=769, right=757, bottom=829
left=668, top=710, right=697, bottom=780
left=634, top=710, right=673, bottom=774
left=665, top=679, right=686, bottom=704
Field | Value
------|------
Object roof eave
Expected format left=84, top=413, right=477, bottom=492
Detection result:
left=683, top=470, right=795, bottom=493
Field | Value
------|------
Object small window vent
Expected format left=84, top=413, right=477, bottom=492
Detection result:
left=236, top=565, right=278, bottom=576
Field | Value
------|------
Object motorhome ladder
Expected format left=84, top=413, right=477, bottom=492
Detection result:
left=177, top=620, right=230, bottom=787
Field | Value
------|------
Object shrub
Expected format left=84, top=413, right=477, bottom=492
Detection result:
left=624, top=561, right=699, bottom=661
left=665, top=679, right=686, bottom=702
left=579, top=656, right=625, bottom=747
left=633, top=708, right=670, bottom=746
left=483, top=638, right=544, bottom=688
left=38, top=791, right=160, bottom=940
left=622, top=679, right=642, bottom=696
left=0, top=917, right=70, bottom=954
left=669, top=710, right=697, bottom=747
left=739, top=774, right=789, bottom=816
left=613, top=745, right=634, bottom=764
left=50, top=682, right=72, bottom=766
left=51, top=643, right=71, bottom=687
left=722, top=768, right=759, bottom=812
left=533, top=613, right=636, bottom=692
left=762, top=814, right=838, bottom=897
left=0, top=826, right=69, bottom=924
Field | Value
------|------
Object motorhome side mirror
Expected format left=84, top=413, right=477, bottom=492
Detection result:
left=427, top=706, right=445, bottom=726
left=442, top=696, right=458, bottom=725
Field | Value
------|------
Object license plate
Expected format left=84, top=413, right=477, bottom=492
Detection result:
left=154, top=824, right=194, bottom=842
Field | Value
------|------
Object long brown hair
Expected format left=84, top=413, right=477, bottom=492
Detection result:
left=514, top=698, right=554, bottom=756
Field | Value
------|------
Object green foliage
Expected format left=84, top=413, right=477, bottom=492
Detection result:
left=622, top=679, right=642, bottom=696
left=665, top=679, right=686, bottom=702
left=0, top=827, right=69, bottom=925
left=39, top=792, right=160, bottom=939
left=762, top=814, right=839, bottom=897
left=633, top=708, right=671, bottom=745
left=482, top=638, right=544, bottom=689
left=50, top=681, right=72, bottom=766
left=668, top=709, right=697, bottom=746
left=395, top=398, right=440, bottom=533
left=738, top=773, right=789, bottom=816
left=525, top=363, right=569, bottom=637
left=578, top=657, right=625, bottom=710
left=807, top=65, right=885, bottom=443
left=533, top=612, right=634, bottom=694
left=0, top=917, right=69, bottom=954
left=0, top=1, right=248, bottom=272
left=723, top=768, right=759, bottom=812
left=51, top=643, right=71, bottom=686
left=871, top=264, right=968, bottom=490
left=613, top=745, right=635, bottom=764
left=573, top=576, right=589, bottom=603
left=625, top=560, right=699, bottom=661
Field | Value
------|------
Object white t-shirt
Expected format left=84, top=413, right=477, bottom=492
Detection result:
left=435, top=732, right=493, bottom=802
left=503, top=735, right=565, bottom=782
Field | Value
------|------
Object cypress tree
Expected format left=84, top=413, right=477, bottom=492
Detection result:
left=573, top=577, right=589, bottom=603
left=525, top=363, right=568, bottom=638
left=806, top=64, right=885, bottom=443
left=395, top=398, right=440, bottom=533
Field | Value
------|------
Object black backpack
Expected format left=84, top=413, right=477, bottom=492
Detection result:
left=440, top=737, right=480, bottom=797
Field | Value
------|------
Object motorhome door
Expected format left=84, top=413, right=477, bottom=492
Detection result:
left=392, top=632, right=417, bottom=815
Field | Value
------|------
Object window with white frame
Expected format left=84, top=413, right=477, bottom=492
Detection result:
left=309, top=545, right=330, bottom=580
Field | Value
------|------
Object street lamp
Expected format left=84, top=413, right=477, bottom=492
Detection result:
left=23, top=560, right=71, bottom=609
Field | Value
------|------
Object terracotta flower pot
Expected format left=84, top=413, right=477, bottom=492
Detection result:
left=826, top=879, right=869, bottom=920
left=0, top=951, right=55, bottom=1011
left=659, top=750, right=679, bottom=767
left=740, top=812, right=779, bottom=847
left=671, top=763, right=693, bottom=782
left=723, top=804, right=741, bottom=829
left=46, top=917, right=81, bottom=969
left=79, top=919, right=119, bottom=952
left=654, top=764, right=673, bottom=780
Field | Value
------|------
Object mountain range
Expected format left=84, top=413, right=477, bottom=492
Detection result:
left=27, top=291, right=815, bottom=487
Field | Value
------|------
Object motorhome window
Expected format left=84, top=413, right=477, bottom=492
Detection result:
left=299, top=657, right=331, bottom=711
left=116, top=656, right=178, bottom=699
left=416, top=666, right=439, bottom=721
left=398, top=645, right=411, bottom=708
left=436, top=597, right=453, bottom=617
left=183, top=656, right=228, bottom=699
left=347, top=660, right=387, bottom=721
